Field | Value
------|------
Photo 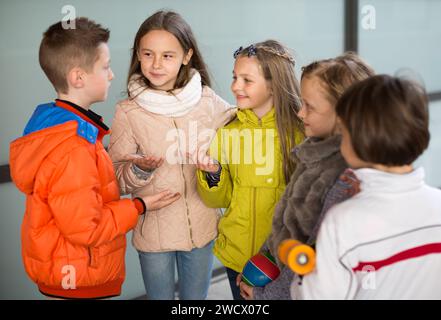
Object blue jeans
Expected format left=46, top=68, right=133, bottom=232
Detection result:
left=138, top=241, right=214, bottom=300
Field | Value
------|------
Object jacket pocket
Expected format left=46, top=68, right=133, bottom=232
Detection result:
left=217, top=233, right=227, bottom=249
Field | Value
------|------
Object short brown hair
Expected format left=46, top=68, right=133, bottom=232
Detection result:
left=39, top=17, right=110, bottom=94
left=336, top=74, right=430, bottom=166
left=301, top=52, right=375, bottom=106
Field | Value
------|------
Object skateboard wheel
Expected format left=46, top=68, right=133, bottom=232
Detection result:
left=278, top=239, right=316, bottom=275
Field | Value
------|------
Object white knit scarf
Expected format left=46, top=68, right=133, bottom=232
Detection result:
left=127, top=69, right=202, bottom=117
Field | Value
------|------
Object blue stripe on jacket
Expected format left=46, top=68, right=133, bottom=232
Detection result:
left=23, top=102, right=98, bottom=144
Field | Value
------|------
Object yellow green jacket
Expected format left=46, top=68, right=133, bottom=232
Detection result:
left=197, top=108, right=304, bottom=272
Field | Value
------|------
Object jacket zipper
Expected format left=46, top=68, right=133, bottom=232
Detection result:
left=140, top=214, right=146, bottom=237
left=251, top=187, right=257, bottom=254
left=252, top=118, right=262, bottom=253
left=173, top=119, right=196, bottom=247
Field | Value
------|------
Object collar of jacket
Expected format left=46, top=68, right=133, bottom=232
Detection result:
left=55, top=99, right=110, bottom=140
left=354, top=167, right=424, bottom=194
left=236, top=108, right=275, bottom=127
left=292, top=134, right=342, bottom=164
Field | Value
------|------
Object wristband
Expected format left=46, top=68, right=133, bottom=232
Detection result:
left=133, top=197, right=146, bottom=215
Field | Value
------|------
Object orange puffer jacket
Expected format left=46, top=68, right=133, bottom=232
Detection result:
left=9, top=100, right=140, bottom=299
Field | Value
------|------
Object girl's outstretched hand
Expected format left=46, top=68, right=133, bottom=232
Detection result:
left=142, top=190, right=181, bottom=211
left=187, top=149, right=220, bottom=173
left=132, top=155, right=164, bottom=171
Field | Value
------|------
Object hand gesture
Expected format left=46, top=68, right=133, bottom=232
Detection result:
left=132, top=155, right=164, bottom=171
left=142, top=190, right=181, bottom=211
left=187, top=148, right=219, bottom=173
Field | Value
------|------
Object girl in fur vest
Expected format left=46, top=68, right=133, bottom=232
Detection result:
left=239, top=52, right=374, bottom=300
left=108, top=11, right=235, bottom=300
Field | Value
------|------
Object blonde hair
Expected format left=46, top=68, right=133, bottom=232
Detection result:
left=234, top=40, right=303, bottom=183
left=301, top=52, right=375, bottom=106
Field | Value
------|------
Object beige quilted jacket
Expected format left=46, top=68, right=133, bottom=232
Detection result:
left=108, top=86, right=234, bottom=252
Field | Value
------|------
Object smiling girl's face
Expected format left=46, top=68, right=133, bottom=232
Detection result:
left=298, top=76, right=338, bottom=138
left=137, top=29, right=193, bottom=91
left=231, top=56, right=273, bottom=119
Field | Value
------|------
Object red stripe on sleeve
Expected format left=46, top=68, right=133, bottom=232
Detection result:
left=352, top=243, right=441, bottom=272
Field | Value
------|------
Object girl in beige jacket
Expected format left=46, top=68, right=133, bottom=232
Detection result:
left=108, top=11, right=234, bottom=300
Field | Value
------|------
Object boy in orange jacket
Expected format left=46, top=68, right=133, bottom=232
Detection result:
left=9, top=17, right=180, bottom=299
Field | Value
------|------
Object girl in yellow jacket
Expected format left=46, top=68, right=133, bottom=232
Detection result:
left=195, top=40, right=304, bottom=300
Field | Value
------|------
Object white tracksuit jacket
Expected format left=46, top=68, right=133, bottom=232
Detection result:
left=291, top=167, right=441, bottom=299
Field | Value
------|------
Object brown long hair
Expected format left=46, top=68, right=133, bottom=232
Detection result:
left=235, top=40, right=304, bottom=183
left=127, top=10, right=211, bottom=96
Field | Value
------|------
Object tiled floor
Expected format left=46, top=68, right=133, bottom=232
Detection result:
left=135, top=268, right=233, bottom=300
left=206, top=271, right=232, bottom=300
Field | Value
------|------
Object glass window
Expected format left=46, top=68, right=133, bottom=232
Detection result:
left=0, top=0, right=345, bottom=164
left=359, top=0, right=441, bottom=92
left=415, top=100, right=441, bottom=187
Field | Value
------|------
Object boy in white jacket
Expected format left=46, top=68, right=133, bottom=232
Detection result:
left=292, top=75, right=441, bottom=299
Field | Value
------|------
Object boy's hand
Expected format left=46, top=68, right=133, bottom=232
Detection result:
left=132, top=156, right=164, bottom=171
left=187, top=149, right=219, bottom=173
left=142, top=190, right=181, bottom=211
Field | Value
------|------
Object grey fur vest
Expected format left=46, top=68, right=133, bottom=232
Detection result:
left=266, top=135, right=347, bottom=266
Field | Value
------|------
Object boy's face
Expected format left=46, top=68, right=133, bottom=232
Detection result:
left=83, top=43, right=114, bottom=103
